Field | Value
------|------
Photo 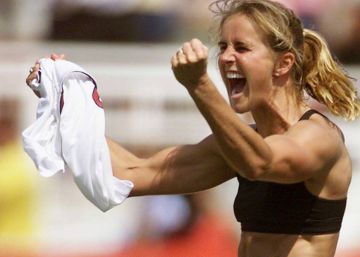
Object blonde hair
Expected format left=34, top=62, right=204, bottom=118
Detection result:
left=210, top=0, right=360, bottom=120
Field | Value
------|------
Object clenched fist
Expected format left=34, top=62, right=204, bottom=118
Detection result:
left=171, top=38, right=210, bottom=90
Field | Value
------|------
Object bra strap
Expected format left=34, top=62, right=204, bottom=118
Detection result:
left=299, top=109, right=326, bottom=121
left=299, top=109, right=345, bottom=142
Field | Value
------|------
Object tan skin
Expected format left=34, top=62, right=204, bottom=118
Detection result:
left=27, top=15, right=351, bottom=257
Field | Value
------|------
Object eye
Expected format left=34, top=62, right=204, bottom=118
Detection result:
left=218, top=44, right=227, bottom=53
left=235, top=46, right=248, bottom=53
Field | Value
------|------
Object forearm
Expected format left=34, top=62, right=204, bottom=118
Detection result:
left=187, top=77, right=272, bottom=179
left=107, top=138, right=155, bottom=196
left=107, top=136, right=234, bottom=196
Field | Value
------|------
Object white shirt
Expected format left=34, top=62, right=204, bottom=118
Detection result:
left=23, top=58, right=133, bottom=212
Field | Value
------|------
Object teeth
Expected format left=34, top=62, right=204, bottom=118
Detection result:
left=226, top=73, right=244, bottom=79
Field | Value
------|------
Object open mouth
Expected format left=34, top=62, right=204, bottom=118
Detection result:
left=226, top=72, right=247, bottom=97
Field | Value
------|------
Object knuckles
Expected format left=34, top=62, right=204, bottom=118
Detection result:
left=176, top=38, right=208, bottom=63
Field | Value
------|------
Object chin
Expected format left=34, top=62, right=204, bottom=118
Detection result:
left=231, top=104, right=248, bottom=114
left=230, top=98, right=248, bottom=112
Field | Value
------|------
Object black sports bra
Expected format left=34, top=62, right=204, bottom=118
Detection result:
left=233, top=109, right=347, bottom=234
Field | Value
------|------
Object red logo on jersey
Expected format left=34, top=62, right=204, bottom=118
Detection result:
left=92, top=87, right=103, bottom=108
left=59, top=85, right=103, bottom=114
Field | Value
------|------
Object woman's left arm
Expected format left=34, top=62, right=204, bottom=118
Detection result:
left=171, top=39, right=342, bottom=184
left=172, top=38, right=275, bottom=180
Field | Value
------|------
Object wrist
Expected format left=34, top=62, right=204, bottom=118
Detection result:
left=186, top=73, right=213, bottom=94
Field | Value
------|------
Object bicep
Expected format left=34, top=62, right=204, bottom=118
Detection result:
left=258, top=124, right=341, bottom=183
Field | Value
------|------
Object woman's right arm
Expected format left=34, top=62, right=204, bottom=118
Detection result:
left=26, top=56, right=236, bottom=197
left=107, top=136, right=236, bottom=197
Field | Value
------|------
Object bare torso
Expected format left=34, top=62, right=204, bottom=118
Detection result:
left=238, top=232, right=339, bottom=257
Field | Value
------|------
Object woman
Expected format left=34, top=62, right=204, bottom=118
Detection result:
left=27, top=0, right=360, bottom=256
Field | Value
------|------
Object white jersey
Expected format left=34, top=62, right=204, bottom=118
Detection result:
left=22, top=59, right=133, bottom=212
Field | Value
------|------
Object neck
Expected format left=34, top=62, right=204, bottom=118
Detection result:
left=251, top=84, right=308, bottom=137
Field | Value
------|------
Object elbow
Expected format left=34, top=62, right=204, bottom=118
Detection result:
left=241, top=170, right=259, bottom=181
left=225, top=144, right=274, bottom=181
left=240, top=158, right=272, bottom=181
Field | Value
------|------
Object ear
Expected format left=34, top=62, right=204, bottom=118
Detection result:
left=273, top=52, right=295, bottom=77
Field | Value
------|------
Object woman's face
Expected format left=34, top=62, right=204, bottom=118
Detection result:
left=218, top=14, right=278, bottom=113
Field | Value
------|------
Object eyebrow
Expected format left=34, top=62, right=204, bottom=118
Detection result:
left=217, top=40, right=250, bottom=47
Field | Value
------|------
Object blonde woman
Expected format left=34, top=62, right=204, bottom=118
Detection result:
left=27, top=0, right=360, bottom=256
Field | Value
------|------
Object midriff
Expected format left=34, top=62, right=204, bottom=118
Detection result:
left=238, top=231, right=339, bottom=257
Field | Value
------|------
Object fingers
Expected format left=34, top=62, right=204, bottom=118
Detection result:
left=25, top=54, right=65, bottom=98
left=26, top=62, right=40, bottom=87
left=176, top=46, right=188, bottom=64
left=25, top=53, right=65, bottom=86
left=26, top=62, right=41, bottom=98
left=171, top=55, right=178, bottom=69
left=51, top=53, right=65, bottom=61
left=191, top=38, right=208, bottom=60
left=182, top=42, right=197, bottom=63
left=172, top=38, right=208, bottom=67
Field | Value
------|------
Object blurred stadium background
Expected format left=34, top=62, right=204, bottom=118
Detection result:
left=0, top=0, right=359, bottom=256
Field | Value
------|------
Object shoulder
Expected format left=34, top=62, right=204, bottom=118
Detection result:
left=289, top=113, right=351, bottom=198
left=286, top=112, right=347, bottom=178
left=260, top=112, right=347, bottom=184
left=287, top=112, right=344, bottom=152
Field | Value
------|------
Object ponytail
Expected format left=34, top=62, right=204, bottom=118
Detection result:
left=302, top=29, right=360, bottom=120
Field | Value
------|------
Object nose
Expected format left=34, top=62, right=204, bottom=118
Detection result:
left=218, top=47, right=236, bottom=64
